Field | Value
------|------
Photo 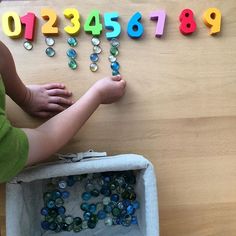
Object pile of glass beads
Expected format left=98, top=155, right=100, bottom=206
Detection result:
left=67, top=37, right=78, bottom=70
left=109, top=38, right=120, bottom=76
left=90, top=37, right=102, bottom=72
left=40, top=171, right=139, bottom=233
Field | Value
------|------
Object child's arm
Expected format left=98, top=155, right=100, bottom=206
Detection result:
left=23, top=76, right=126, bottom=165
left=0, top=41, right=73, bottom=117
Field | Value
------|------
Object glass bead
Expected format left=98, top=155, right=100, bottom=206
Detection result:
left=108, top=201, right=116, bottom=209
left=45, top=47, right=55, bottom=57
left=120, top=209, right=127, bottom=216
left=82, top=220, right=88, bottom=229
left=123, top=199, right=131, bottom=207
left=87, top=220, right=96, bottom=229
left=40, top=207, right=49, bottom=216
left=110, top=47, right=119, bottom=56
left=104, top=205, right=112, bottom=213
left=61, top=223, right=69, bottom=231
left=47, top=200, right=55, bottom=209
left=103, top=176, right=111, bottom=183
left=49, top=222, right=57, bottom=231
left=97, top=178, right=105, bottom=186
left=41, top=221, right=50, bottom=230
left=91, top=37, right=100, bottom=46
left=91, top=189, right=100, bottom=197
left=93, top=45, right=102, bottom=54
left=73, top=217, right=82, bottom=226
left=132, top=200, right=140, bottom=209
left=111, top=194, right=119, bottom=202
left=96, top=202, right=104, bottom=211
left=43, top=192, right=52, bottom=202
left=108, top=55, right=117, bottom=63
left=68, top=59, right=78, bottom=70
left=111, top=61, right=120, bottom=71
left=90, top=63, right=98, bottom=72
left=116, top=186, right=125, bottom=194
left=23, top=41, right=33, bottom=50
left=55, top=198, right=64, bottom=207
left=89, top=203, right=97, bottom=213
left=83, top=211, right=92, bottom=221
left=65, top=215, right=74, bottom=225
left=127, top=205, right=135, bottom=215
left=90, top=53, right=99, bottom=62
left=58, top=180, right=67, bottom=189
left=128, top=192, right=137, bottom=201
left=67, top=224, right=73, bottom=231
left=67, top=48, right=77, bottom=59
left=82, top=192, right=92, bottom=201
left=55, top=224, right=62, bottom=233
left=112, top=207, right=121, bottom=217
left=131, top=215, right=138, bottom=225
left=45, top=37, right=55, bottom=46
left=103, top=197, right=110, bottom=205
left=110, top=38, right=120, bottom=48
left=90, top=214, right=98, bottom=223
left=121, top=215, right=132, bottom=227
left=48, top=209, right=57, bottom=218
left=52, top=190, right=61, bottom=200
left=117, top=201, right=125, bottom=210
left=104, top=217, right=113, bottom=226
left=55, top=214, right=65, bottom=223
left=112, top=70, right=120, bottom=76
left=122, top=191, right=130, bottom=199
left=67, top=37, right=78, bottom=47
left=61, top=191, right=70, bottom=199
left=85, top=183, right=94, bottom=192
left=97, top=210, right=107, bottom=220
left=73, top=226, right=82, bottom=232
left=57, top=206, right=66, bottom=215
left=45, top=215, right=54, bottom=223
left=81, top=202, right=89, bottom=211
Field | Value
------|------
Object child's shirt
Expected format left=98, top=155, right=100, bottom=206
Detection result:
left=0, top=76, right=28, bottom=183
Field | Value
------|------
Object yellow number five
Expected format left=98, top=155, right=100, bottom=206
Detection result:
left=64, top=8, right=80, bottom=36
left=203, top=8, right=221, bottom=35
left=2, top=12, right=21, bottom=38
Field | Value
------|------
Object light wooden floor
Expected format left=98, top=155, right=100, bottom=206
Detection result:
left=1, top=0, right=236, bottom=235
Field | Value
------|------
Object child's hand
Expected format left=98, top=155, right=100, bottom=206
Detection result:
left=22, top=83, right=73, bottom=118
left=92, top=76, right=126, bottom=104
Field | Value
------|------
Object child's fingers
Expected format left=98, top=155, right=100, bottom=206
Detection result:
left=111, top=75, right=122, bottom=81
left=45, top=103, right=66, bottom=112
left=49, top=96, right=73, bottom=105
left=35, top=111, right=57, bottom=118
left=47, top=88, right=72, bottom=96
left=43, top=83, right=65, bottom=90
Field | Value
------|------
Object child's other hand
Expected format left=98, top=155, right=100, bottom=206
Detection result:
left=22, top=83, right=73, bottom=118
left=92, top=76, right=126, bottom=104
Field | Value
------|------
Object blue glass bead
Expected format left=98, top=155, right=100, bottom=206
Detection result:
left=111, top=61, right=120, bottom=71
left=131, top=215, right=138, bottom=225
left=52, top=190, right=61, bottom=200
left=40, top=207, right=49, bottom=216
left=67, top=37, right=78, bottom=47
left=58, top=180, right=67, bottom=189
left=123, top=199, right=131, bottom=207
left=127, top=204, right=135, bottom=215
left=83, top=211, right=92, bottom=221
left=67, top=176, right=76, bottom=186
left=89, top=203, right=97, bottom=213
left=41, top=221, right=50, bottom=230
left=45, top=47, right=55, bottom=57
left=104, top=205, right=112, bottom=213
left=108, top=201, right=116, bottom=209
left=47, top=200, right=55, bottom=209
left=120, top=209, right=127, bottom=217
left=61, top=191, right=70, bottom=199
left=97, top=210, right=107, bottom=220
left=103, top=176, right=111, bottom=182
left=82, top=192, right=91, bottom=201
left=132, top=200, right=140, bottom=209
left=112, top=70, right=120, bottom=76
left=57, top=206, right=66, bottom=215
left=90, top=53, right=99, bottom=62
left=111, top=194, right=119, bottom=202
left=67, top=48, right=77, bottom=59
left=49, top=222, right=57, bottom=231
left=81, top=202, right=89, bottom=211
left=100, top=187, right=111, bottom=196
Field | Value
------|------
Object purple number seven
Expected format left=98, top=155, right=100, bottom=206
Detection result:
left=150, top=10, right=166, bottom=37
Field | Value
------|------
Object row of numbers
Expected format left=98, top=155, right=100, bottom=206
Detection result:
left=2, top=8, right=222, bottom=41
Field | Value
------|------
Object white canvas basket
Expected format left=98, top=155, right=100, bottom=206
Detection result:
left=6, top=152, right=159, bottom=236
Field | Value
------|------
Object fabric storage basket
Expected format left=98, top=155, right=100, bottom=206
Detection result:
left=6, top=152, right=159, bottom=236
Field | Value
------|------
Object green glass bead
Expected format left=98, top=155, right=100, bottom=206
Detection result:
left=91, top=189, right=100, bottom=197
left=55, top=198, right=64, bottom=207
left=67, top=224, right=73, bottom=231
left=68, top=59, right=78, bottom=70
left=55, top=215, right=65, bottom=224
left=45, top=47, right=55, bottom=57
left=43, top=192, right=52, bottom=202
left=112, top=207, right=120, bottom=217
left=65, top=216, right=74, bottom=225
left=73, top=217, right=82, bottom=226
left=23, top=41, right=33, bottom=50
left=121, top=215, right=132, bottom=227
left=122, top=191, right=130, bottom=199
left=104, top=217, right=113, bottom=226
left=82, top=220, right=88, bottom=229
left=87, top=220, right=96, bottom=229
left=90, top=214, right=98, bottom=223
left=110, top=47, right=119, bottom=56
left=67, top=37, right=78, bottom=47
left=128, top=192, right=137, bottom=201
left=48, top=209, right=57, bottom=218
left=73, top=225, right=82, bottom=232
left=45, top=215, right=54, bottom=223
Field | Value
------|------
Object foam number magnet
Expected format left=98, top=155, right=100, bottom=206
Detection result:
left=127, top=12, right=144, bottom=38
left=63, top=8, right=81, bottom=36
left=2, top=12, right=22, bottom=38
left=203, top=8, right=221, bottom=35
left=41, top=8, right=59, bottom=35
left=20, top=12, right=36, bottom=41
left=149, top=10, right=166, bottom=37
left=179, top=9, right=197, bottom=35
left=104, top=12, right=121, bottom=39
left=84, top=10, right=103, bottom=36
